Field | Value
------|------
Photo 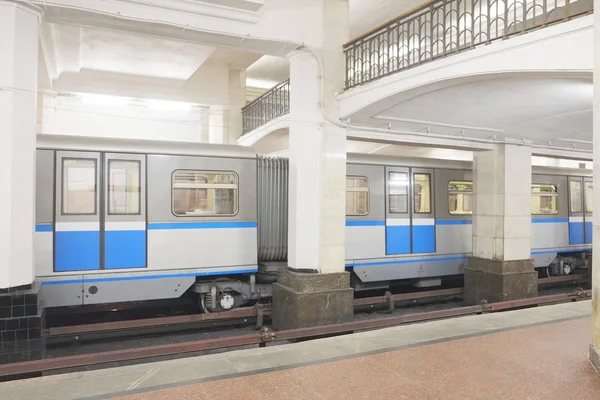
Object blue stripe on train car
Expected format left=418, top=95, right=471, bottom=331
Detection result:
left=569, top=222, right=585, bottom=245
left=35, top=224, right=53, bottom=232
left=104, top=230, right=147, bottom=269
left=532, top=218, right=569, bottom=223
left=148, top=221, right=257, bottom=230
left=585, top=221, right=593, bottom=244
left=386, top=226, right=411, bottom=255
left=412, top=224, right=435, bottom=253
left=435, top=219, right=472, bottom=225
left=345, top=220, right=385, bottom=227
left=55, top=231, right=100, bottom=272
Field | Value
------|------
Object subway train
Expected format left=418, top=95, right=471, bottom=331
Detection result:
left=34, top=135, right=592, bottom=311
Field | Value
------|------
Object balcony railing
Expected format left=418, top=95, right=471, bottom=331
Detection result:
left=344, top=0, right=593, bottom=89
left=242, top=79, right=290, bottom=134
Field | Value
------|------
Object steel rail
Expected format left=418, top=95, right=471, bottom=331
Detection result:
left=1, top=289, right=590, bottom=378
left=47, top=277, right=587, bottom=339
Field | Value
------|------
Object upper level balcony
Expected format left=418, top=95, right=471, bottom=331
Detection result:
left=240, top=0, right=593, bottom=160
left=344, top=0, right=592, bottom=89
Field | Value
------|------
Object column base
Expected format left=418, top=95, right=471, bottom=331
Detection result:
left=272, top=269, right=354, bottom=331
left=0, top=284, right=45, bottom=365
left=464, top=257, right=537, bottom=305
left=589, top=345, right=600, bottom=373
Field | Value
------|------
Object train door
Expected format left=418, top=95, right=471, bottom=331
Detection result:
left=55, top=151, right=101, bottom=271
left=385, top=167, right=435, bottom=255
left=584, top=178, right=593, bottom=244
left=568, top=177, right=585, bottom=245
left=54, top=151, right=147, bottom=272
left=103, top=153, right=147, bottom=269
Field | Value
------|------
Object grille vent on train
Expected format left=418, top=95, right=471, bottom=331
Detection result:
left=257, top=155, right=289, bottom=262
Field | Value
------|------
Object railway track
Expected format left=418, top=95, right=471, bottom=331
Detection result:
left=46, top=273, right=588, bottom=342
left=0, top=284, right=590, bottom=380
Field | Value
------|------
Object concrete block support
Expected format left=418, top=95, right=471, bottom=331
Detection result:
left=272, top=0, right=352, bottom=329
left=0, top=1, right=40, bottom=291
left=464, top=144, right=536, bottom=304
left=464, top=257, right=537, bottom=304
left=272, top=269, right=353, bottom=330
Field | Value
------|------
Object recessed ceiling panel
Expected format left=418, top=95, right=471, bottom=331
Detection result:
left=81, top=27, right=216, bottom=80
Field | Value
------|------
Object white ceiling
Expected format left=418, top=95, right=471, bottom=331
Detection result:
left=350, top=0, right=423, bottom=38
left=81, top=27, right=216, bottom=80
left=347, top=75, right=593, bottom=151
left=40, top=0, right=420, bottom=96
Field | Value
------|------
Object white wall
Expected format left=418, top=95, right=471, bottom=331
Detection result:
left=39, top=93, right=206, bottom=142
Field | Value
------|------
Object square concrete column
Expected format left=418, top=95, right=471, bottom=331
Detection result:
left=464, top=144, right=537, bottom=305
left=272, top=0, right=353, bottom=330
left=0, top=1, right=45, bottom=365
left=589, top=2, right=600, bottom=372
left=207, top=68, right=246, bottom=144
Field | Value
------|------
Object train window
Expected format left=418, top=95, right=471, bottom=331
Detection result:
left=389, top=172, right=408, bottom=213
left=108, top=160, right=140, bottom=215
left=62, top=159, right=97, bottom=215
left=346, top=176, right=369, bottom=216
left=448, top=181, right=473, bottom=215
left=570, top=181, right=583, bottom=213
left=531, top=184, right=558, bottom=215
left=586, top=182, right=593, bottom=213
left=413, top=173, right=431, bottom=213
left=172, top=170, right=238, bottom=216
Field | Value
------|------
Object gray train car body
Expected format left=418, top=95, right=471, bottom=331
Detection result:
left=33, top=135, right=592, bottom=308
left=344, top=154, right=592, bottom=286
left=35, top=135, right=260, bottom=308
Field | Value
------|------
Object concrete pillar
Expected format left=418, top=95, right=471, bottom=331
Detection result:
left=207, top=69, right=246, bottom=145
left=0, top=1, right=45, bottom=366
left=208, top=105, right=227, bottom=144
left=272, top=0, right=353, bottom=330
left=464, top=144, right=537, bottom=304
left=0, top=1, right=40, bottom=291
left=588, top=1, right=600, bottom=372
left=227, top=68, right=246, bottom=144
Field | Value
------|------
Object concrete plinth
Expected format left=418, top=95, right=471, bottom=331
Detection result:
left=464, top=257, right=537, bottom=305
left=589, top=345, right=600, bottom=373
left=272, top=269, right=353, bottom=331
left=0, top=285, right=45, bottom=365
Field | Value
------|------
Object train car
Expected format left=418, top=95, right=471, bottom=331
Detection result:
left=341, top=154, right=592, bottom=290
left=33, top=135, right=592, bottom=311
left=35, top=135, right=267, bottom=311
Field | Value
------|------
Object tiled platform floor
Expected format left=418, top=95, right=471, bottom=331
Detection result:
left=1, top=301, right=598, bottom=400
left=118, top=317, right=600, bottom=400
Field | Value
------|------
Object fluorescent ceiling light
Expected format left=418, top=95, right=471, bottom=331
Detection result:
left=80, top=93, right=129, bottom=106
left=146, top=99, right=193, bottom=111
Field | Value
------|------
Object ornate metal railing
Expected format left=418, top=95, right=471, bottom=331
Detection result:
left=344, top=0, right=593, bottom=89
left=242, top=79, right=290, bottom=134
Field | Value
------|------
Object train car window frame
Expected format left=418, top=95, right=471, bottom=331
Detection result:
left=388, top=171, right=409, bottom=214
left=448, top=180, right=473, bottom=215
left=171, top=169, right=239, bottom=217
left=107, top=160, right=142, bottom=216
left=413, top=173, right=432, bottom=214
left=531, top=183, right=558, bottom=215
left=586, top=181, right=593, bottom=213
left=570, top=180, right=583, bottom=213
left=346, top=175, right=370, bottom=216
left=61, top=157, right=97, bottom=216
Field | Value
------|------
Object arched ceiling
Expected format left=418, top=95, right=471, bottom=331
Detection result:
left=347, top=74, right=593, bottom=151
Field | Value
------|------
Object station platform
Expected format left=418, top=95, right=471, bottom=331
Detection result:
left=1, top=300, right=598, bottom=400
